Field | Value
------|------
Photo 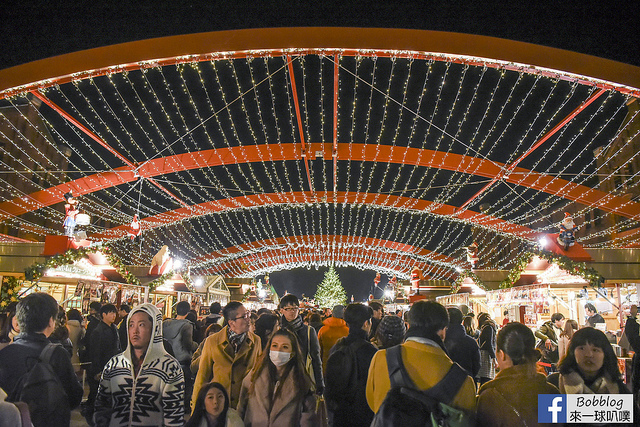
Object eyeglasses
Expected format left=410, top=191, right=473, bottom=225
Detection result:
left=230, top=312, right=251, bottom=321
left=282, top=307, right=299, bottom=312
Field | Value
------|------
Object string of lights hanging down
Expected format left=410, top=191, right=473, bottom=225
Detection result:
left=0, top=28, right=638, bottom=280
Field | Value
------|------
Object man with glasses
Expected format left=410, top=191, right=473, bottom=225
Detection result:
left=279, top=294, right=324, bottom=394
left=191, top=301, right=261, bottom=410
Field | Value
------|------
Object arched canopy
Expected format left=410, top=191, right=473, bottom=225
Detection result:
left=0, top=27, right=639, bottom=279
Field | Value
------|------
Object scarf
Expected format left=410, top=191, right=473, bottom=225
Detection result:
left=282, top=315, right=304, bottom=333
left=227, top=328, right=247, bottom=354
left=559, top=370, right=621, bottom=394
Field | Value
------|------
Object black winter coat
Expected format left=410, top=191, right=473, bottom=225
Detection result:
left=89, top=321, right=121, bottom=377
left=0, top=332, right=84, bottom=425
left=329, top=328, right=378, bottom=427
left=445, top=323, right=481, bottom=378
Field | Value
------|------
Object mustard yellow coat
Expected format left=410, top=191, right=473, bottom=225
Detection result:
left=192, top=326, right=262, bottom=410
left=366, top=339, right=477, bottom=413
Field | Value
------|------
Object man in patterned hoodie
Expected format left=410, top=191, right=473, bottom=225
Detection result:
left=94, top=303, right=185, bottom=426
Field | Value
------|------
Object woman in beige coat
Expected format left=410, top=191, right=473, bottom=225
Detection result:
left=237, top=328, right=319, bottom=426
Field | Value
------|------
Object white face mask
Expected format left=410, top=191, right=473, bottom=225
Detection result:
left=270, top=350, right=293, bottom=367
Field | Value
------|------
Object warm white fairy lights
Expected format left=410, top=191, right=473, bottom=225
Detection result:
left=0, top=48, right=638, bottom=280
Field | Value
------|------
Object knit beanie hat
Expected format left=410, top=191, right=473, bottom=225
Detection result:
left=377, top=315, right=406, bottom=342
left=332, top=305, right=345, bottom=319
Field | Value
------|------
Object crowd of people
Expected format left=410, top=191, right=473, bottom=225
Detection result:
left=0, top=293, right=638, bottom=426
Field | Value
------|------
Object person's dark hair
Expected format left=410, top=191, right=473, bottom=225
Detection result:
left=407, top=300, right=449, bottom=331
left=309, top=313, right=321, bottom=323
left=496, top=322, right=540, bottom=365
left=503, top=310, right=509, bottom=316
left=185, top=311, right=197, bottom=324
left=551, top=312, right=565, bottom=323
left=186, top=381, right=229, bottom=427
left=406, top=301, right=449, bottom=350
left=463, top=316, right=475, bottom=336
left=560, top=319, right=578, bottom=339
left=16, top=292, right=59, bottom=334
left=100, top=303, right=117, bottom=317
left=477, top=312, right=492, bottom=328
left=558, top=327, right=621, bottom=382
left=0, top=302, right=18, bottom=343
left=279, top=294, right=299, bottom=308
left=250, top=328, right=309, bottom=399
left=50, top=306, right=70, bottom=341
left=119, top=304, right=131, bottom=314
left=205, top=323, right=222, bottom=337
left=257, top=307, right=272, bottom=317
left=447, top=307, right=464, bottom=325
left=584, top=303, right=597, bottom=313
left=67, top=308, right=83, bottom=323
left=222, top=301, right=243, bottom=324
left=369, top=301, right=383, bottom=312
left=210, top=301, right=222, bottom=314
left=344, top=303, right=373, bottom=330
left=254, top=313, right=279, bottom=350
left=176, top=301, right=190, bottom=316
left=89, top=301, right=102, bottom=312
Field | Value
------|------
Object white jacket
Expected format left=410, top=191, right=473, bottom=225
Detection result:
left=94, top=303, right=185, bottom=426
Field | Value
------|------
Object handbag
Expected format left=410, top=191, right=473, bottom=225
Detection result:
left=315, top=395, right=329, bottom=427
left=305, top=327, right=316, bottom=388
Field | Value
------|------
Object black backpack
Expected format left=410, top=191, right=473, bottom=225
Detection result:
left=8, top=343, right=70, bottom=427
left=324, top=338, right=367, bottom=409
left=370, top=345, right=473, bottom=427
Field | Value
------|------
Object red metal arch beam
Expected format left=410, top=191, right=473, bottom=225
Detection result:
left=94, top=191, right=534, bottom=240
left=207, top=252, right=441, bottom=279
left=191, top=235, right=458, bottom=278
left=2, top=28, right=639, bottom=98
left=2, top=143, right=639, bottom=222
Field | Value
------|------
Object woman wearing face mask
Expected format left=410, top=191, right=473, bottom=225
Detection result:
left=550, top=327, right=629, bottom=395
left=186, top=381, right=244, bottom=427
left=237, top=328, right=319, bottom=426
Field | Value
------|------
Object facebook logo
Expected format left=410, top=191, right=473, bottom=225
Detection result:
left=539, top=394, right=566, bottom=423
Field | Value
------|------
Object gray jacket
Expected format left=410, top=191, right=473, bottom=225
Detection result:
left=162, top=318, right=196, bottom=364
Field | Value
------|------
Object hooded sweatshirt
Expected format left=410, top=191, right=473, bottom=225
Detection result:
left=94, top=303, right=185, bottom=427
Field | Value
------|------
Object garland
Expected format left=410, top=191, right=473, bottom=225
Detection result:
left=23, top=244, right=180, bottom=293
left=0, top=276, right=22, bottom=309
left=450, top=270, right=485, bottom=294
left=499, top=249, right=604, bottom=289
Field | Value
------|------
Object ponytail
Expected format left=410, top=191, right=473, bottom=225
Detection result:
left=496, top=322, right=539, bottom=365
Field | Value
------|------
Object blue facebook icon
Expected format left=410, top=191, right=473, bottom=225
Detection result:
left=539, top=394, right=566, bottom=423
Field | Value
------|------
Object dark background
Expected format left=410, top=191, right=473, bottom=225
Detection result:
left=2, top=1, right=639, bottom=300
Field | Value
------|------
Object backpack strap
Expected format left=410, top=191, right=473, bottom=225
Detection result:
left=14, top=401, right=32, bottom=427
left=424, top=362, right=469, bottom=405
left=39, top=343, right=59, bottom=364
left=385, top=345, right=417, bottom=389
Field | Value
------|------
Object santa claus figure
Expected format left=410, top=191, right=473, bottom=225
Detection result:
left=128, top=214, right=142, bottom=242
left=466, top=242, right=479, bottom=268
left=410, top=267, right=422, bottom=290
left=149, top=245, right=173, bottom=275
left=63, top=191, right=79, bottom=237
left=557, top=212, right=578, bottom=251
left=374, top=272, right=381, bottom=288
left=389, top=274, right=397, bottom=287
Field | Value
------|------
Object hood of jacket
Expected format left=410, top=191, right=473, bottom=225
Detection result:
left=124, top=303, right=167, bottom=366
left=322, top=317, right=347, bottom=328
left=163, top=318, right=190, bottom=340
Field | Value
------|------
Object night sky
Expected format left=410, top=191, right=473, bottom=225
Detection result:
left=2, top=1, right=639, bottom=300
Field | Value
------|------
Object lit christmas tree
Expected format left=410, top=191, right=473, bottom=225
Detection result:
left=314, top=266, right=347, bottom=308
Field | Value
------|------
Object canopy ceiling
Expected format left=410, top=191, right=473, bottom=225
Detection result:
left=0, top=28, right=638, bottom=279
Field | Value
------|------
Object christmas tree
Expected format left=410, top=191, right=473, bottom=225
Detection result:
left=314, top=266, right=347, bottom=308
